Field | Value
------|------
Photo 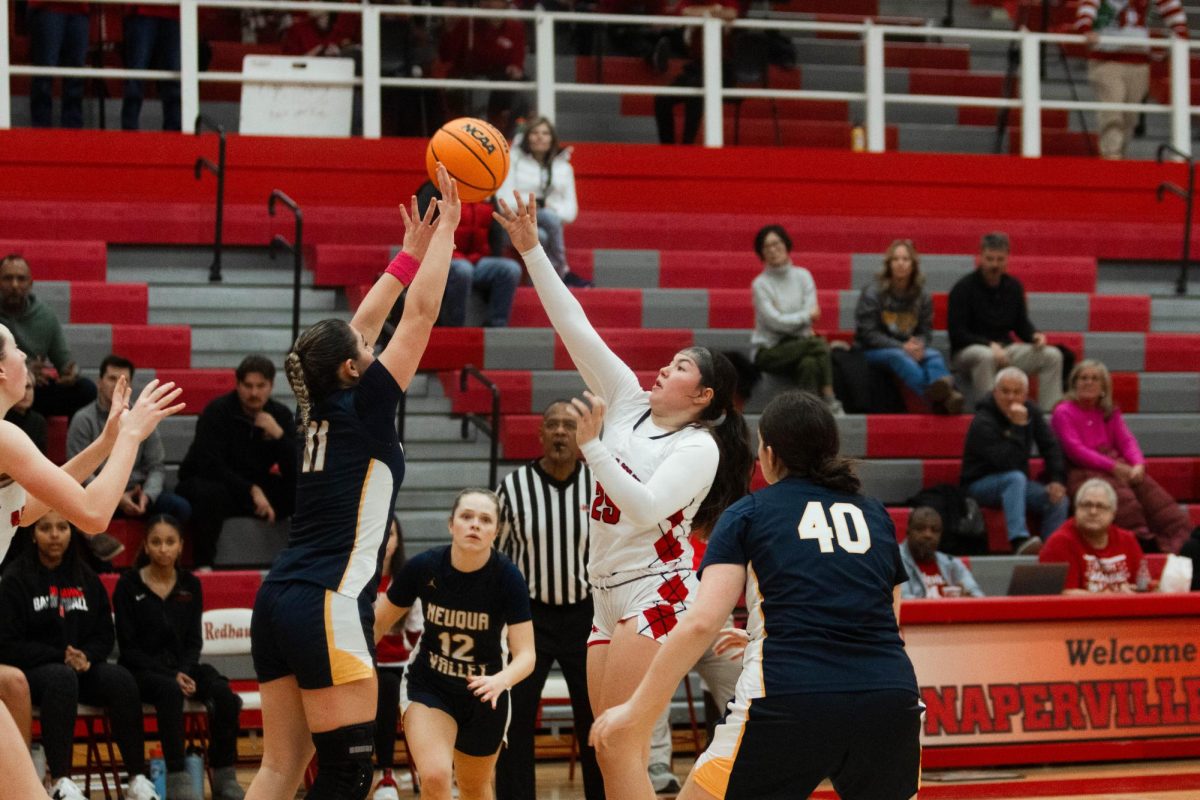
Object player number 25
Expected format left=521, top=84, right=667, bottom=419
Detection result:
left=797, top=501, right=871, bottom=554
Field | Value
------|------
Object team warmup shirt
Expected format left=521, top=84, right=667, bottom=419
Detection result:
left=522, top=245, right=718, bottom=582
left=266, top=360, right=406, bottom=602
left=702, top=476, right=918, bottom=698
left=1040, top=519, right=1144, bottom=593
left=387, top=546, right=531, bottom=688
left=0, top=480, right=25, bottom=562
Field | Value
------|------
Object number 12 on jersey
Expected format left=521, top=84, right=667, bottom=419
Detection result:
left=798, top=501, right=871, bottom=554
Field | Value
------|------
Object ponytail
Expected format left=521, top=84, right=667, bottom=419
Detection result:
left=285, top=352, right=311, bottom=433
left=687, top=348, right=753, bottom=535
left=286, top=318, right=360, bottom=434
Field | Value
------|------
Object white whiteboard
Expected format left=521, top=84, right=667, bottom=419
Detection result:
left=239, top=55, right=355, bottom=138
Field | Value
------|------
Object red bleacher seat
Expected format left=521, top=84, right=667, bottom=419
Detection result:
left=439, top=370, right=534, bottom=416
left=659, top=251, right=851, bottom=290
left=420, top=328, right=485, bottom=371
left=154, top=369, right=235, bottom=412
left=70, top=282, right=148, bottom=325
left=112, top=325, right=191, bottom=369
left=867, top=415, right=973, bottom=458
left=509, top=288, right=643, bottom=328
left=106, top=518, right=147, bottom=569
left=1144, top=334, right=1200, bottom=372
left=1088, top=295, right=1151, bottom=332
left=0, top=240, right=106, bottom=281
left=622, top=96, right=849, bottom=121
left=882, top=43, right=971, bottom=71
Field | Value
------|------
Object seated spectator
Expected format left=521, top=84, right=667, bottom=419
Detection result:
left=67, top=355, right=192, bottom=524
left=854, top=239, right=962, bottom=414
left=28, top=0, right=91, bottom=128
left=497, top=117, right=590, bottom=286
left=961, top=367, right=1069, bottom=555
left=0, top=254, right=97, bottom=419
left=122, top=2, right=182, bottom=131
left=0, top=510, right=161, bottom=800
left=750, top=224, right=843, bottom=415
left=4, top=369, right=46, bottom=454
left=176, top=355, right=296, bottom=569
left=1040, top=478, right=1145, bottom=594
left=947, top=232, right=1063, bottom=412
left=113, top=515, right=245, bottom=800
left=1053, top=359, right=1190, bottom=554
left=899, top=507, right=984, bottom=598
left=415, top=181, right=522, bottom=327
left=281, top=6, right=361, bottom=56
left=439, top=0, right=528, bottom=135
left=653, top=0, right=743, bottom=145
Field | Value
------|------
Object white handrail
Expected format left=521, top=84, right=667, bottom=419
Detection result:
left=0, top=0, right=1194, bottom=156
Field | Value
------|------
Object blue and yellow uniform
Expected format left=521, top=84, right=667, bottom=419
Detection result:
left=252, top=360, right=405, bottom=689
left=388, top=545, right=532, bottom=756
left=693, top=476, right=922, bottom=800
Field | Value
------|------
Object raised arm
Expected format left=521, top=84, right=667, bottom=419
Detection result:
left=2, top=380, right=183, bottom=534
left=376, top=165, right=461, bottom=392
left=495, top=193, right=641, bottom=403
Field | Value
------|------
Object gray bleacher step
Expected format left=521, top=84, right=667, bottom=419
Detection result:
left=1125, top=414, right=1200, bottom=455
left=400, top=461, right=493, bottom=489
left=801, top=64, right=909, bottom=93
left=1096, top=261, right=1200, bottom=296
left=1151, top=297, right=1200, bottom=332
left=149, top=285, right=340, bottom=311
left=897, top=124, right=996, bottom=154
left=396, top=487, right=482, bottom=512
left=151, top=308, right=353, bottom=327
left=558, top=112, right=657, bottom=144
left=398, top=510, right=459, bottom=550
left=107, top=247, right=316, bottom=287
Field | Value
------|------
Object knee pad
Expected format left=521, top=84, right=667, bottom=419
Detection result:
left=308, top=723, right=375, bottom=800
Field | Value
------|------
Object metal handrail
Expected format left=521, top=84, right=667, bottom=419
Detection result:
left=194, top=114, right=227, bottom=282
left=459, top=365, right=501, bottom=488
left=1156, top=143, right=1196, bottom=295
left=267, top=190, right=303, bottom=345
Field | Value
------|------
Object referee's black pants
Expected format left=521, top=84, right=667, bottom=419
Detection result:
left=496, top=597, right=604, bottom=800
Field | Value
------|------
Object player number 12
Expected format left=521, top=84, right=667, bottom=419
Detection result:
left=797, top=501, right=871, bottom=554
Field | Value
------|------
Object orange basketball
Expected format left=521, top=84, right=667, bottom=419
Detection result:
left=426, top=117, right=510, bottom=203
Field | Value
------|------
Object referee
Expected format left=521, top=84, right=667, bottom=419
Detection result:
left=495, top=401, right=604, bottom=800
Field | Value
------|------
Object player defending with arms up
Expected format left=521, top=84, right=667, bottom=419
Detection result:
left=246, top=165, right=459, bottom=800
left=495, top=193, right=753, bottom=799
left=592, top=390, right=922, bottom=800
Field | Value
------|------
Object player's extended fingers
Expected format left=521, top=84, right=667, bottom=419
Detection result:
left=526, top=192, right=538, bottom=224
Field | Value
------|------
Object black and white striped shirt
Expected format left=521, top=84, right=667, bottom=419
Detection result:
left=497, top=460, right=592, bottom=606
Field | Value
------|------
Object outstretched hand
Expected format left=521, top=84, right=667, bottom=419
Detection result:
left=493, top=191, right=540, bottom=253
left=101, top=374, right=130, bottom=442
left=398, top=194, right=440, bottom=262
left=118, top=379, right=185, bottom=442
left=434, top=162, right=462, bottom=231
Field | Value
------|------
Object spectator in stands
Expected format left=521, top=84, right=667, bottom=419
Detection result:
left=855, top=239, right=963, bottom=415
left=0, top=254, right=98, bottom=419
left=899, top=507, right=984, bottom=598
left=281, top=5, right=361, bottom=56
left=67, top=355, right=192, bottom=525
left=439, top=0, right=528, bottom=135
left=415, top=180, right=522, bottom=327
left=1040, top=478, right=1145, bottom=594
left=497, top=118, right=590, bottom=287
left=750, top=224, right=843, bottom=416
left=374, top=517, right=422, bottom=800
left=0, top=510, right=162, bottom=800
left=494, top=400, right=603, bottom=800
left=176, top=355, right=296, bottom=569
left=113, top=515, right=245, bottom=800
left=121, top=2, right=182, bottom=131
left=961, top=367, right=1069, bottom=556
left=1051, top=358, right=1190, bottom=554
left=27, top=0, right=90, bottom=128
left=4, top=370, right=47, bottom=454
left=653, top=0, right=744, bottom=145
left=948, top=232, right=1063, bottom=412
left=1076, top=0, right=1188, bottom=160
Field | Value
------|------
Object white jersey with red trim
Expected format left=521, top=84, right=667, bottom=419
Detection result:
left=520, top=244, right=719, bottom=584
left=0, top=481, right=26, bottom=563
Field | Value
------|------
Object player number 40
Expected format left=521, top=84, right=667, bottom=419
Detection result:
left=797, top=501, right=871, bottom=554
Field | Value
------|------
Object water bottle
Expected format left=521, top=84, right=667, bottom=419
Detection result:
left=1136, top=558, right=1152, bottom=592
left=185, top=749, right=205, bottom=798
left=149, top=746, right=167, bottom=799
left=850, top=121, right=866, bottom=153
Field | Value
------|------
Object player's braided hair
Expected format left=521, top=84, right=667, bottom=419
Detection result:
left=685, top=347, right=753, bottom=535
left=286, top=318, right=359, bottom=433
left=759, top=390, right=861, bottom=495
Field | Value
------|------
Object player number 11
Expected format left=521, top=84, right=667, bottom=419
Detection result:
left=797, top=501, right=872, bottom=554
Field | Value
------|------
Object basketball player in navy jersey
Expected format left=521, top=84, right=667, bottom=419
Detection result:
left=592, top=390, right=923, bottom=800
left=246, top=166, right=460, bottom=800
left=374, top=489, right=534, bottom=800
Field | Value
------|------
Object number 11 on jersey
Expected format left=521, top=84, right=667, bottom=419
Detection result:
left=798, top=501, right=872, bottom=554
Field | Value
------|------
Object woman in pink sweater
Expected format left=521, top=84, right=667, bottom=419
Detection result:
left=1051, top=359, right=1191, bottom=553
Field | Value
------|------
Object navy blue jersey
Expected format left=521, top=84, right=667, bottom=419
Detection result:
left=266, top=360, right=406, bottom=601
left=388, top=546, right=532, bottom=688
left=701, top=477, right=917, bottom=698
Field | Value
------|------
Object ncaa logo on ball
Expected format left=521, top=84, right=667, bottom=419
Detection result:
left=460, top=122, right=497, bottom=156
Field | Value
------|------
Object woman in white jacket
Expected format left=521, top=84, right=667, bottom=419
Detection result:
left=497, top=117, right=590, bottom=287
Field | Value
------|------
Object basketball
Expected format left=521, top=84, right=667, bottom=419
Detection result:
left=426, top=117, right=511, bottom=203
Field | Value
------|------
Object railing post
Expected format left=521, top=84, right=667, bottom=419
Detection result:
left=702, top=16, right=723, bottom=148
left=0, top=0, right=10, bottom=130
left=535, top=10, right=556, bottom=124
left=864, top=22, right=885, bottom=153
left=361, top=5, right=382, bottom=139
left=180, top=0, right=200, bottom=137
left=1171, top=36, right=1191, bottom=158
left=1020, top=31, right=1041, bottom=158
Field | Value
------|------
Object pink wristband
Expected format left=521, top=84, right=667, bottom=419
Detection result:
left=385, top=251, right=420, bottom=284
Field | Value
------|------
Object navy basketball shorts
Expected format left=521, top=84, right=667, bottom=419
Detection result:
left=400, top=666, right=511, bottom=758
left=692, top=689, right=923, bottom=800
left=251, top=580, right=376, bottom=690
